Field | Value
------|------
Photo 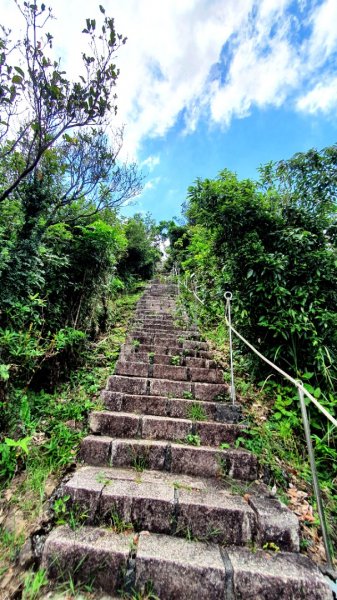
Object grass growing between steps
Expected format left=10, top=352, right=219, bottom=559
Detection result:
left=176, top=282, right=337, bottom=566
left=0, top=284, right=145, bottom=597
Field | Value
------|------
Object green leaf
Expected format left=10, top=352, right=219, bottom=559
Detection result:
left=301, top=372, right=314, bottom=380
left=14, top=66, right=24, bottom=77
left=0, top=364, right=10, bottom=381
left=12, top=75, right=23, bottom=85
left=5, top=437, right=32, bottom=454
left=99, top=4, right=105, bottom=13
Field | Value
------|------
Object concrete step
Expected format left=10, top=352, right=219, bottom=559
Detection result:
left=89, top=411, right=244, bottom=446
left=42, top=527, right=332, bottom=599
left=101, top=390, right=242, bottom=423
left=115, top=361, right=224, bottom=383
left=107, top=374, right=228, bottom=401
left=80, top=436, right=258, bottom=480
left=59, top=466, right=299, bottom=550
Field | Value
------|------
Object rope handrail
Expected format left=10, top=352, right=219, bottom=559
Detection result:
left=179, top=271, right=337, bottom=429
left=225, top=307, right=337, bottom=429
left=175, top=269, right=336, bottom=567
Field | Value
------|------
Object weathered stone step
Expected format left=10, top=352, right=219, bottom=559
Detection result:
left=101, top=391, right=242, bottom=422
left=131, top=324, right=200, bottom=334
left=129, top=333, right=209, bottom=348
left=107, top=374, right=228, bottom=401
left=59, top=466, right=299, bottom=550
left=89, top=411, right=243, bottom=446
left=42, top=527, right=332, bottom=599
left=136, top=299, right=175, bottom=305
left=134, top=310, right=176, bottom=317
left=115, top=361, right=224, bottom=383
left=133, top=328, right=194, bottom=337
left=120, top=351, right=218, bottom=369
left=123, top=343, right=215, bottom=360
left=134, top=319, right=192, bottom=327
left=80, top=436, right=258, bottom=480
left=132, top=321, right=194, bottom=331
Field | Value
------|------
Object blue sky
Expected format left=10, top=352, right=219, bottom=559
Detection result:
left=113, top=0, right=337, bottom=222
left=132, top=105, right=337, bottom=222
left=3, top=0, right=337, bottom=222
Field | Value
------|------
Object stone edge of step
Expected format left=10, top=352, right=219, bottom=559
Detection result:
left=41, top=526, right=333, bottom=600
left=59, top=464, right=300, bottom=551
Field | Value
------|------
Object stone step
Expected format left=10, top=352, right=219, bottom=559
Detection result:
left=59, top=466, right=299, bottom=550
left=133, top=328, right=192, bottom=336
left=132, top=322, right=194, bottom=331
left=123, top=344, right=215, bottom=360
left=42, top=527, right=332, bottom=599
left=89, top=411, right=244, bottom=446
left=135, top=315, right=175, bottom=319
left=107, top=374, right=228, bottom=401
left=43, top=281, right=333, bottom=600
left=136, top=300, right=175, bottom=306
left=134, top=319, right=193, bottom=328
left=120, top=351, right=218, bottom=369
left=101, top=391, right=242, bottom=423
left=128, top=334, right=208, bottom=349
left=80, top=436, right=258, bottom=480
left=115, top=361, right=224, bottom=383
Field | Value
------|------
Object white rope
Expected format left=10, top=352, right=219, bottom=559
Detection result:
left=224, top=303, right=337, bottom=429
left=181, top=277, right=337, bottom=429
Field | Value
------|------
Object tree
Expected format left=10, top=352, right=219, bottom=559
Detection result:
left=157, top=219, right=189, bottom=270
left=52, top=128, right=143, bottom=223
left=184, top=159, right=337, bottom=388
left=259, top=145, right=337, bottom=223
left=0, top=1, right=127, bottom=202
left=118, top=214, right=161, bottom=281
left=1, top=126, right=143, bottom=227
left=0, top=2, right=144, bottom=312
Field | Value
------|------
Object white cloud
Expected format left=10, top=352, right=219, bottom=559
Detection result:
left=142, top=176, right=161, bottom=193
left=1, top=0, right=337, bottom=158
left=208, top=0, right=304, bottom=125
left=296, top=77, right=337, bottom=113
left=141, top=155, right=160, bottom=171
left=111, top=0, right=255, bottom=156
left=307, top=0, right=337, bottom=66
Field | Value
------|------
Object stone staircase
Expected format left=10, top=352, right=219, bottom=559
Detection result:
left=42, top=281, right=333, bottom=599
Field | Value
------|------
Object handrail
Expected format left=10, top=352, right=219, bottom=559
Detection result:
left=181, top=273, right=205, bottom=305
left=224, top=301, right=337, bottom=429
left=177, top=269, right=335, bottom=568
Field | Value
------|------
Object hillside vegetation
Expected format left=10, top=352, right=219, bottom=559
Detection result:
left=164, top=144, right=337, bottom=558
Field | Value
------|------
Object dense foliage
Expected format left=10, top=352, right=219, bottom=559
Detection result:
left=172, top=147, right=337, bottom=391
left=0, top=2, right=161, bottom=480
left=169, top=145, right=337, bottom=553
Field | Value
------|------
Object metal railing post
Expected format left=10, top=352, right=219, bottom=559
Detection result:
left=298, top=387, right=333, bottom=569
left=224, top=292, right=236, bottom=405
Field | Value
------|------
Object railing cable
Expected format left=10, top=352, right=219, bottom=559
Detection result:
left=177, top=269, right=335, bottom=568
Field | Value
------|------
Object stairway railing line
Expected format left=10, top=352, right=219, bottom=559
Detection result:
left=174, top=267, right=335, bottom=568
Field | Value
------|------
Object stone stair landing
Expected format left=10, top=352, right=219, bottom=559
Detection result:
left=42, top=280, right=333, bottom=599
